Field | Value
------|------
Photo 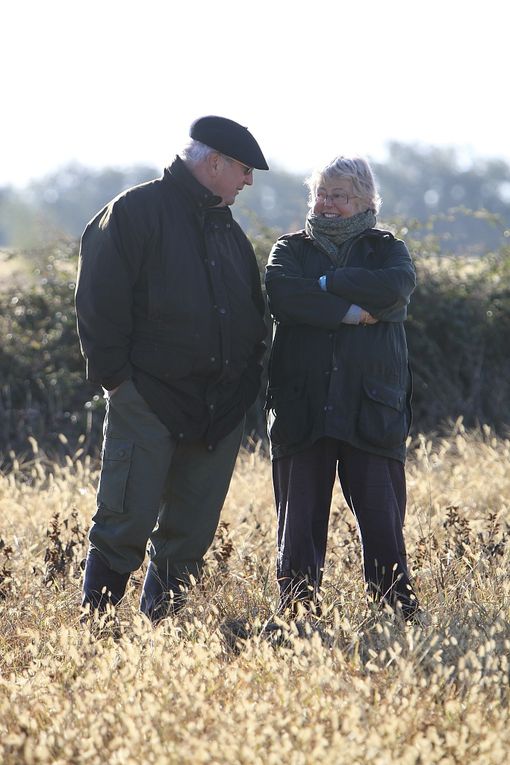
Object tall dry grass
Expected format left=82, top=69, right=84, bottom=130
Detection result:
left=1, top=423, right=509, bottom=764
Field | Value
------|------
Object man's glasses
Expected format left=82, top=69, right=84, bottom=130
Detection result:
left=225, top=155, right=254, bottom=176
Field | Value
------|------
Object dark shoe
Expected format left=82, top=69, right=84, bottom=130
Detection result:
left=220, top=618, right=288, bottom=651
left=366, top=579, right=420, bottom=624
left=80, top=608, right=123, bottom=641
left=403, top=607, right=430, bottom=628
left=278, top=573, right=322, bottom=619
left=140, top=562, right=186, bottom=625
left=278, top=599, right=323, bottom=620
left=81, top=548, right=130, bottom=612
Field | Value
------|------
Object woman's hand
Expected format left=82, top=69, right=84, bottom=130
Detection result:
left=360, top=309, right=378, bottom=325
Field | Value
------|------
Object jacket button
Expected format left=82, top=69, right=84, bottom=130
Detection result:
left=118, top=450, right=125, bottom=457
left=219, top=308, right=227, bottom=315
left=210, top=356, right=216, bottom=363
left=210, top=260, right=216, bottom=266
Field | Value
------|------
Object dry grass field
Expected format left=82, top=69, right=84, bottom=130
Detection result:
left=1, top=423, right=509, bottom=764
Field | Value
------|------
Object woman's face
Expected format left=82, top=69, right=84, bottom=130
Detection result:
left=313, top=177, right=364, bottom=219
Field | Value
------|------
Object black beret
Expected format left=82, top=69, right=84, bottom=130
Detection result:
left=189, top=115, right=269, bottom=171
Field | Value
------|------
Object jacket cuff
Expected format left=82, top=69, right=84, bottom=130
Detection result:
left=342, top=304, right=362, bottom=325
left=89, top=362, right=133, bottom=391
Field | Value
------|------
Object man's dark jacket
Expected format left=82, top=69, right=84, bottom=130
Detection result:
left=75, top=156, right=267, bottom=448
left=265, top=228, right=415, bottom=462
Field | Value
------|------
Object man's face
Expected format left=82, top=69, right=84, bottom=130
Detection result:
left=212, top=155, right=254, bottom=205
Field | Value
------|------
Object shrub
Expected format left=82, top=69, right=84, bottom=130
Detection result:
left=407, top=249, right=510, bottom=432
left=1, top=228, right=509, bottom=460
left=0, top=240, right=102, bottom=460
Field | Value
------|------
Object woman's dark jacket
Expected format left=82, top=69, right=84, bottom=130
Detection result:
left=75, top=156, right=266, bottom=448
left=265, top=228, right=416, bottom=462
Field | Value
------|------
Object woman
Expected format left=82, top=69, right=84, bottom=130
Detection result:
left=265, top=155, right=418, bottom=619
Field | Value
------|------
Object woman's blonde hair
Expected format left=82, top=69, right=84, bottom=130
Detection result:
left=305, top=156, right=382, bottom=213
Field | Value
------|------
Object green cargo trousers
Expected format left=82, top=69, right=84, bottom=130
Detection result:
left=89, top=378, right=244, bottom=581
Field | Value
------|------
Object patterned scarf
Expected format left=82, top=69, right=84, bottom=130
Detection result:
left=305, top=209, right=377, bottom=264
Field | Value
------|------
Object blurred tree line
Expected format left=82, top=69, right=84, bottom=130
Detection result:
left=1, top=142, right=509, bottom=253
left=0, top=213, right=509, bottom=462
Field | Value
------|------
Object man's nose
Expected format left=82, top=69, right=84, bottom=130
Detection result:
left=244, top=172, right=254, bottom=187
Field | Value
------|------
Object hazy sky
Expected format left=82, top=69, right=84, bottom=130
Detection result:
left=2, top=0, right=508, bottom=187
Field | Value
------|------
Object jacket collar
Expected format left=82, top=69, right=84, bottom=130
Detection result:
left=164, top=155, right=223, bottom=210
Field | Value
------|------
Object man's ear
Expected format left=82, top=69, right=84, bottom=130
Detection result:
left=207, top=151, right=223, bottom=177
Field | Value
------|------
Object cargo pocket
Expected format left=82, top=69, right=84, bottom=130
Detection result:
left=358, top=377, right=407, bottom=449
left=97, top=438, right=134, bottom=513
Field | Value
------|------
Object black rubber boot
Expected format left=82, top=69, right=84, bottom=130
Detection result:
left=81, top=548, right=130, bottom=612
left=140, top=562, right=186, bottom=625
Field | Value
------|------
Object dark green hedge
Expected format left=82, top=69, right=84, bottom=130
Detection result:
left=407, top=251, right=510, bottom=431
left=1, top=233, right=509, bottom=461
left=0, top=242, right=100, bottom=460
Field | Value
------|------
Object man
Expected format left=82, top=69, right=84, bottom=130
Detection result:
left=75, top=115, right=268, bottom=624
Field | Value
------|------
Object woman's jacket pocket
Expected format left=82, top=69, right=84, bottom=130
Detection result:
left=266, top=379, right=312, bottom=447
left=96, top=438, right=134, bottom=513
left=357, top=376, right=408, bottom=449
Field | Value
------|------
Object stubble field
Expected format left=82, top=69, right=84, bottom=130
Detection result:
left=0, top=423, right=509, bottom=764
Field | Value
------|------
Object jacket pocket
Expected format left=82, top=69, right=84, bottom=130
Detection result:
left=266, top=380, right=311, bottom=447
left=97, top=438, right=134, bottom=513
left=130, top=342, right=194, bottom=381
left=358, top=376, right=407, bottom=449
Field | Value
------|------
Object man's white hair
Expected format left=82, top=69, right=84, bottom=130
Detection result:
left=181, top=139, right=217, bottom=165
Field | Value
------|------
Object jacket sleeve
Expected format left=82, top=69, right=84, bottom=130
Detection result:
left=241, top=239, right=268, bottom=409
left=75, top=196, right=148, bottom=389
left=265, top=237, right=352, bottom=328
left=325, top=238, right=416, bottom=320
